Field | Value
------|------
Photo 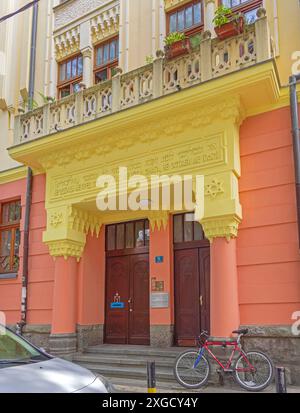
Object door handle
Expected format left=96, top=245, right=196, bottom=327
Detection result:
left=128, top=298, right=133, bottom=312
left=200, top=295, right=203, bottom=307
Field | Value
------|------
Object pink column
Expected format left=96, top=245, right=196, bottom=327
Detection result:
left=149, top=219, right=173, bottom=346
left=51, top=257, right=78, bottom=335
left=210, top=238, right=240, bottom=337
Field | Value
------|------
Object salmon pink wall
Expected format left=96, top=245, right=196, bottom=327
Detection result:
left=149, top=219, right=174, bottom=325
left=0, top=174, right=54, bottom=326
left=0, top=178, right=26, bottom=324
left=238, top=106, right=300, bottom=325
left=77, top=228, right=105, bottom=326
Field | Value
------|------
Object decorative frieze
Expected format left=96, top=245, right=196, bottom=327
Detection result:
left=54, top=0, right=113, bottom=30
left=90, top=4, right=120, bottom=43
left=54, top=26, right=80, bottom=61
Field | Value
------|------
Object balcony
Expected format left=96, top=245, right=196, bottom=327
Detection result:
left=13, top=10, right=273, bottom=146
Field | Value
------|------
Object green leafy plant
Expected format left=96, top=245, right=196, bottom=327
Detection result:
left=38, top=92, right=56, bottom=104
left=213, top=5, right=242, bottom=28
left=164, top=32, right=186, bottom=47
left=145, top=55, right=154, bottom=64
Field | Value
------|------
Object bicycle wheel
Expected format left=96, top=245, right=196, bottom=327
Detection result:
left=234, top=350, right=274, bottom=392
left=174, top=350, right=210, bottom=389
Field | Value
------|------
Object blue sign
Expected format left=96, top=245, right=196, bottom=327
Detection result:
left=155, top=256, right=164, bottom=264
left=110, top=302, right=125, bottom=309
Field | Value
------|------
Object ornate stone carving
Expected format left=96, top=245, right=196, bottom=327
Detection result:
left=54, top=0, right=111, bottom=29
left=90, top=5, right=120, bottom=43
left=148, top=211, right=169, bottom=231
left=205, top=179, right=224, bottom=199
left=47, top=239, right=85, bottom=261
left=201, top=215, right=242, bottom=242
left=44, top=205, right=102, bottom=260
left=50, top=212, right=64, bottom=228
left=54, top=26, right=80, bottom=61
left=39, top=96, right=244, bottom=171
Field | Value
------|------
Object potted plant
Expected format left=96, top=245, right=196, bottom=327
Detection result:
left=213, top=5, right=245, bottom=40
left=164, top=32, right=191, bottom=59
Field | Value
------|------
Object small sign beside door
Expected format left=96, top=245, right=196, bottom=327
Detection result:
left=155, top=256, right=164, bottom=264
left=110, top=302, right=125, bottom=309
left=150, top=292, right=169, bottom=309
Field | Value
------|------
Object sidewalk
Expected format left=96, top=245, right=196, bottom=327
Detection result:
left=114, top=383, right=300, bottom=394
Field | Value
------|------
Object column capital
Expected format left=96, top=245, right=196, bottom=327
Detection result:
left=43, top=205, right=102, bottom=261
left=47, top=239, right=85, bottom=262
left=201, top=214, right=241, bottom=242
left=81, top=46, right=92, bottom=59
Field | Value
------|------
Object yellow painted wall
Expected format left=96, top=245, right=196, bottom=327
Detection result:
left=1, top=0, right=300, bottom=173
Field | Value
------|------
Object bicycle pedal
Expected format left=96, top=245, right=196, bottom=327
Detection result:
left=223, top=369, right=234, bottom=373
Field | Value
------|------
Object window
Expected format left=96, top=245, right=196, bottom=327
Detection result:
left=167, top=1, right=203, bottom=36
left=94, top=37, right=119, bottom=84
left=57, top=54, right=83, bottom=98
left=221, top=0, right=262, bottom=24
left=106, top=220, right=150, bottom=252
left=0, top=200, right=21, bottom=274
left=173, top=213, right=206, bottom=244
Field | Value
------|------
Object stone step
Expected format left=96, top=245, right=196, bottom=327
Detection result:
left=73, top=354, right=175, bottom=368
left=85, top=345, right=185, bottom=358
left=75, top=362, right=176, bottom=382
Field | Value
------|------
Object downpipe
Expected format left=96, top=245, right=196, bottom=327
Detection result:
left=16, top=2, right=38, bottom=336
left=289, top=74, right=300, bottom=250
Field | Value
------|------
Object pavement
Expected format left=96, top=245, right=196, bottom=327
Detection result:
left=115, top=383, right=300, bottom=393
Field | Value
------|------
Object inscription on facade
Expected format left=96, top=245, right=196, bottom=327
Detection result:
left=49, top=134, right=226, bottom=202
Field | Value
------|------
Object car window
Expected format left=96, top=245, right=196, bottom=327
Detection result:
left=0, top=328, right=46, bottom=363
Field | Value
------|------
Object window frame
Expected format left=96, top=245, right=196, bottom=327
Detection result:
left=219, top=0, right=262, bottom=16
left=94, top=36, right=119, bottom=84
left=173, top=213, right=209, bottom=249
left=0, top=200, right=21, bottom=275
left=57, top=53, right=83, bottom=99
left=166, top=0, right=204, bottom=37
left=105, top=219, right=150, bottom=256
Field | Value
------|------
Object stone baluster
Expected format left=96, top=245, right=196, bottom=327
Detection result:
left=153, top=50, right=164, bottom=99
left=43, top=103, right=51, bottom=136
left=255, top=8, right=272, bottom=62
left=75, top=91, right=84, bottom=125
left=200, top=31, right=213, bottom=82
left=204, top=0, right=216, bottom=36
left=112, top=67, right=123, bottom=113
left=14, top=115, right=21, bottom=144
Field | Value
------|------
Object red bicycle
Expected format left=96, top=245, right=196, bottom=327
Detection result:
left=174, top=329, right=274, bottom=392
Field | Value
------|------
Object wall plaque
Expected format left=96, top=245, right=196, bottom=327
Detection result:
left=150, top=293, right=169, bottom=309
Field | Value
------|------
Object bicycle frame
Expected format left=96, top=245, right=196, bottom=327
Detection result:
left=194, top=339, right=256, bottom=373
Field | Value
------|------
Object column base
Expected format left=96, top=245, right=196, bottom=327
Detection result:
left=49, top=333, right=77, bottom=357
left=77, top=324, right=104, bottom=352
left=150, top=325, right=174, bottom=347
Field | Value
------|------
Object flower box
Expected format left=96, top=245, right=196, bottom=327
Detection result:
left=165, top=38, right=191, bottom=59
left=215, top=16, right=244, bottom=40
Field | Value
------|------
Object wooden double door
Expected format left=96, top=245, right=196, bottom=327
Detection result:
left=174, top=246, right=210, bottom=347
left=105, top=253, right=150, bottom=345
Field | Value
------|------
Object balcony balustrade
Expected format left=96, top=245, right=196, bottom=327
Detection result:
left=13, top=10, right=272, bottom=145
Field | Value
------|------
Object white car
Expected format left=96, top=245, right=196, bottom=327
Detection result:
left=0, top=325, right=115, bottom=393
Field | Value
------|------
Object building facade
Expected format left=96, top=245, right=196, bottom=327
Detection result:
left=0, top=0, right=300, bottom=382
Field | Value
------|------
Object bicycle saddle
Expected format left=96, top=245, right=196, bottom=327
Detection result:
left=232, top=329, right=249, bottom=335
